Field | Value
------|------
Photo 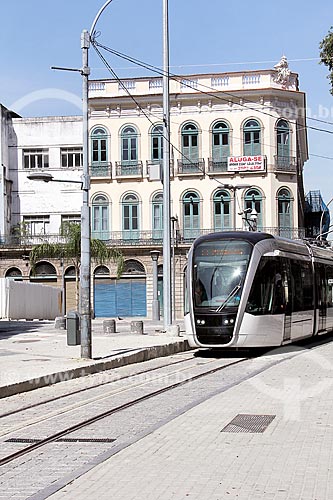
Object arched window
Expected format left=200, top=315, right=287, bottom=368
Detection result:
left=152, top=192, right=163, bottom=239
left=151, top=125, right=163, bottom=162
left=94, top=265, right=110, bottom=277
left=121, top=126, right=138, bottom=165
left=212, top=121, right=230, bottom=161
left=243, top=119, right=261, bottom=155
left=276, top=119, right=290, bottom=166
left=91, top=127, right=108, bottom=165
left=5, top=267, right=23, bottom=280
left=122, top=259, right=146, bottom=275
left=122, top=193, right=139, bottom=240
left=213, top=190, right=231, bottom=231
left=278, top=188, right=293, bottom=237
left=92, top=194, right=109, bottom=240
left=244, top=189, right=263, bottom=230
left=183, top=191, right=200, bottom=240
left=181, top=123, right=199, bottom=162
left=30, top=262, right=57, bottom=282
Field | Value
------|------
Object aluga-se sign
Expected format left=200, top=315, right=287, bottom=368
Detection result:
left=227, top=155, right=265, bottom=172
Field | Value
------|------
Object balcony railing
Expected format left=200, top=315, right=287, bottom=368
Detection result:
left=274, top=155, right=297, bottom=173
left=177, top=158, right=205, bottom=176
left=207, top=158, right=228, bottom=174
left=1, top=226, right=307, bottom=249
left=115, top=161, right=143, bottom=179
left=90, top=162, right=112, bottom=178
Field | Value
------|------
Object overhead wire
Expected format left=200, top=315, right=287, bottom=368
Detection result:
left=91, top=40, right=333, bottom=167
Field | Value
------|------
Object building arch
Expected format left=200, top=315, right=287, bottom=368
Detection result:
left=90, top=125, right=109, bottom=167
left=244, top=187, right=264, bottom=230
left=5, top=267, right=23, bottom=280
left=121, top=192, right=140, bottom=240
left=91, top=193, right=110, bottom=240
left=277, top=187, right=293, bottom=237
left=242, top=118, right=262, bottom=156
left=182, top=190, right=201, bottom=240
left=213, top=188, right=232, bottom=231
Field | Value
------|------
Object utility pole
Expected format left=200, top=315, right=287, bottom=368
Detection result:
left=80, top=30, right=92, bottom=359
left=162, top=0, right=172, bottom=330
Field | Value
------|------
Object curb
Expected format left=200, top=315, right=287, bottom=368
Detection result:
left=0, top=339, right=191, bottom=399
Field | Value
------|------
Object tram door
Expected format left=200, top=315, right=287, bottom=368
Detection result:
left=282, top=259, right=291, bottom=342
left=316, top=263, right=327, bottom=333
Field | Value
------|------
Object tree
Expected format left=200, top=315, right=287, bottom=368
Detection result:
left=319, top=27, right=333, bottom=96
left=29, top=223, right=124, bottom=310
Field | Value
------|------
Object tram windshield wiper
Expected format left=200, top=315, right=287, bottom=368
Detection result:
left=215, top=284, right=241, bottom=312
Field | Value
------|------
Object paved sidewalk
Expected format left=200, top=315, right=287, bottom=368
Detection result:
left=0, top=317, right=188, bottom=398
left=46, top=338, right=333, bottom=500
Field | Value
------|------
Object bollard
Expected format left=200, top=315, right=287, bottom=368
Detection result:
left=131, top=320, right=144, bottom=335
left=54, top=316, right=66, bottom=330
left=103, top=319, right=116, bottom=334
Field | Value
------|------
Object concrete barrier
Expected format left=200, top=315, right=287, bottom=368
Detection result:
left=54, top=316, right=66, bottom=329
left=131, top=320, right=144, bottom=334
left=103, top=319, right=116, bottom=334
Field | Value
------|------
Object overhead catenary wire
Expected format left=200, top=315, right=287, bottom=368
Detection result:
left=93, top=41, right=333, bottom=132
left=91, top=40, right=333, bottom=163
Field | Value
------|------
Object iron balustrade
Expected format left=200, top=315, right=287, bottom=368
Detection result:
left=90, top=162, right=112, bottom=178
left=177, top=158, right=205, bottom=175
left=274, top=155, right=297, bottom=172
left=1, top=226, right=307, bottom=248
left=207, top=158, right=229, bottom=173
left=115, top=161, right=143, bottom=178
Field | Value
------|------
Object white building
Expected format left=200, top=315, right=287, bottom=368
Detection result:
left=0, top=58, right=309, bottom=319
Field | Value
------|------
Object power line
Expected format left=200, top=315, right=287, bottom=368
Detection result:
left=93, top=42, right=333, bottom=132
left=91, top=41, right=333, bottom=163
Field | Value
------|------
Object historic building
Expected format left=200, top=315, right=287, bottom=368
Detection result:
left=0, top=57, right=309, bottom=319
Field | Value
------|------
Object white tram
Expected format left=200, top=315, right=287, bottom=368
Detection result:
left=184, top=232, right=333, bottom=348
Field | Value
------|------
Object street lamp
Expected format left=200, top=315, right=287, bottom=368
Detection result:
left=27, top=172, right=82, bottom=186
left=219, top=184, right=252, bottom=230
left=150, top=250, right=160, bottom=321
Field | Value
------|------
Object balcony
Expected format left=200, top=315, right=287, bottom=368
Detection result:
left=1, top=226, right=307, bottom=249
left=90, top=162, right=112, bottom=179
left=207, top=158, right=228, bottom=175
left=176, top=158, right=205, bottom=176
left=274, top=155, right=297, bottom=173
left=115, top=161, right=143, bottom=180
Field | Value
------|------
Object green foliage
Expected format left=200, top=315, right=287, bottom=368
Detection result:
left=29, top=223, right=124, bottom=308
left=30, top=222, right=123, bottom=275
left=319, top=27, right=333, bottom=96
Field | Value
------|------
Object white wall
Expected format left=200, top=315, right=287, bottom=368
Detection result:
left=0, top=278, right=62, bottom=320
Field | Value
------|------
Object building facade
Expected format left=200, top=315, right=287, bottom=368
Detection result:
left=0, top=58, right=309, bottom=319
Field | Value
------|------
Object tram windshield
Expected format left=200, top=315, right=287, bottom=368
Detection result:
left=193, top=239, right=252, bottom=310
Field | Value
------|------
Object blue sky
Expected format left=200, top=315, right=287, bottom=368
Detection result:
left=1, top=0, right=333, bottom=211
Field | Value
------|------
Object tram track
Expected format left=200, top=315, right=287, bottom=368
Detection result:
left=0, top=354, right=220, bottom=438
left=0, top=355, right=247, bottom=467
left=0, top=351, right=196, bottom=419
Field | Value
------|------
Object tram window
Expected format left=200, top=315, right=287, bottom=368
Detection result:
left=246, top=257, right=284, bottom=315
left=290, top=260, right=313, bottom=312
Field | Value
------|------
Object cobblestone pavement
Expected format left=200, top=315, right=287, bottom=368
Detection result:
left=46, top=339, right=333, bottom=500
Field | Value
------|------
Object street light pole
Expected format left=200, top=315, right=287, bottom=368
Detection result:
left=162, top=0, right=172, bottom=329
left=80, top=30, right=92, bottom=359
left=150, top=250, right=160, bottom=321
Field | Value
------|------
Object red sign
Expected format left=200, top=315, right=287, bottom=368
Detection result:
left=228, top=155, right=265, bottom=172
